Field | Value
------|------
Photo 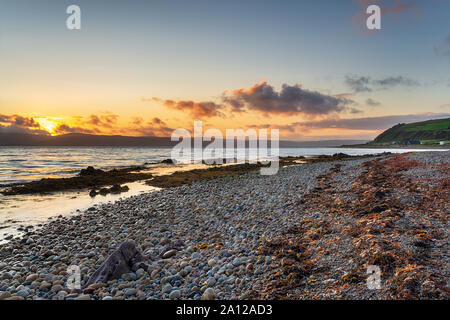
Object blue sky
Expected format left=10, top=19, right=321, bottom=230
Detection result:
left=0, top=0, right=449, bottom=139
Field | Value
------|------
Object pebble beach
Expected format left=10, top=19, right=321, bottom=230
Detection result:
left=0, top=151, right=448, bottom=300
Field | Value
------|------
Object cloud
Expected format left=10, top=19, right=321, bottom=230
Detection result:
left=147, top=97, right=225, bottom=118
left=53, top=124, right=98, bottom=135
left=334, top=93, right=355, bottom=99
left=434, top=34, right=450, bottom=58
left=345, top=76, right=372, bottom=92
left=127, top=117, right=175, bottom=136
left=0, top=124, right=49, bottom=135
left=345, top=75, right=420, bottom=92
left=349, top=107, right=363, bottom=114
left=149, top=81, right=357, bottom=118
left=55, top=113, right=120, bottom=134
left=0, top=114, right=41, bottom=129
left=366, top=98, right=381, bottom=106
left=0, top=114, right=48, bottom=134
left=372, top=76, right=420, bottom=87
left=53, top=114, right=173, bottom=136
left=0, top=112, right=176, bottom=137
left=46, top=113, right=120, bottom=135
left=221, top=80, right=355, bottom=116
left=86, top=113, right=119, bottom=128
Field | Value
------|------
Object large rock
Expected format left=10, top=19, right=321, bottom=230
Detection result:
left=160, top=158, right=175, bottom=164
left=79, top=166, right=104, bottom=176
left=83, top=241, right=148, bottom=290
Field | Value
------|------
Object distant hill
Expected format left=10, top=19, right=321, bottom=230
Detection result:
left=372, top=118, right=450, bottom=145
left=0, top=132, right=367, bottom=147
left=0, top=133, right=175, bottom=147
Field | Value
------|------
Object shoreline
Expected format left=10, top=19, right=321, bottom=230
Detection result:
left=0, top=153, right=382, bottom=242
left=0, top=151, right=448, bottom=300
left=0, top=154, right=377, bottom=196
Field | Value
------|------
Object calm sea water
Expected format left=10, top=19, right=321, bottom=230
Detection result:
left=0, top=146, right=443, bottom=185
left=0, top=146, right=446, bottom=242
left=0, top=147, right=173, bottom=185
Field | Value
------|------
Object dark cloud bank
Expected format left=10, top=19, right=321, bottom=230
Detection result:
left=148, top=81, right=358, bottom=118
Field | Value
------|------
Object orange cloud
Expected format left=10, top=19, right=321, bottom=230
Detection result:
left=145, top=97, right=225, bottom=118
left=148, top=80, right=357, bottom=119
left=53, top=124, right=98, bottom=135
left=87, top=113, right=119, bottom=128
left=126, top=117, right=175, bottom=136
left=0, top=114, right=49, bottom=135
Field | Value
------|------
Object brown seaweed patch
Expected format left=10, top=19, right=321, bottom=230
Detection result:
left=1, top=166, right=152, bottom=196
left=146, top=163, right=266, bottom=188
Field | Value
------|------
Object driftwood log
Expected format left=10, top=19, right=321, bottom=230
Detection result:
left=83, top=241, right=149, bottom=289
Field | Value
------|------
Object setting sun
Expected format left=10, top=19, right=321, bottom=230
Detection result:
left=35, top=118, right=60, bottom=135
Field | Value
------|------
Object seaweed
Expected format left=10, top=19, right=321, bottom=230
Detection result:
left=1, top=166, right=152, bottom=195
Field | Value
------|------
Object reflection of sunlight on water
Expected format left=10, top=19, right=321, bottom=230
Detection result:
left=0, top=181, right=159, bottom=244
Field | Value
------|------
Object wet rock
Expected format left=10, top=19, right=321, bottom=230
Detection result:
left=99, top=188, right=109, bottom=196
left=110, top=183, right=131, bottom=194
left=80, top=166, right=104, bottom=176
left=160, top=159, right=174, bottom=164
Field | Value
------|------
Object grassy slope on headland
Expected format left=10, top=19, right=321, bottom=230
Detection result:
left=372, top=118, right=450, bottom=145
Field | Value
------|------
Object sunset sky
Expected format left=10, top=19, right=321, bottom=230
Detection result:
left=1, top=0, right=449, bottom=140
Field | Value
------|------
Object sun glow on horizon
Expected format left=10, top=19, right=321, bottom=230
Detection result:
left=35, top=117, right=62, bottom=135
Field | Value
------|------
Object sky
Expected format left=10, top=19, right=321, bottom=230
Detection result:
left=0, top=0, right=449, bottom=140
